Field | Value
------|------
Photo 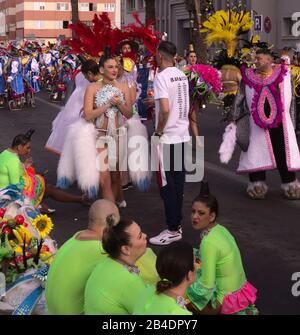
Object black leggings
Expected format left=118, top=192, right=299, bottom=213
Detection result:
left=249, top=123, right=296, bottom=184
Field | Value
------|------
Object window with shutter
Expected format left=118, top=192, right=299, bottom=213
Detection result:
left=63, top=21, right=69, bottom=29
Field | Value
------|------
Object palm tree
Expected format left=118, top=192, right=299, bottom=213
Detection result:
left=194, top=0, right=208, bottom=64
left=185, top=0, right=209, bottom=64
left=70, top=0, right=79, bottom=38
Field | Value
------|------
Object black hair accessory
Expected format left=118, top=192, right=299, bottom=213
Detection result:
left=199, top=181, right=210, bottom=198
left=99, top=46, right=112, bottom=67
left=24, top=129, right=35, bottom=140
left=105, top=46, right=112, bottom=59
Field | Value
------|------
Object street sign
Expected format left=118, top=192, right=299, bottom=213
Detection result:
left=254, top=15, right=263, bottom=31
left=264, top=16, right=272, bottom=34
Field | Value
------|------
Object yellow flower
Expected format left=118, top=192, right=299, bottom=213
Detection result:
left=15, top=225, right=33, bottom=245
left=40, top=251, right=54, bottom=265
left=32, top=214, right=54, bottom=239
left=9, top=240, right=23, bottom=255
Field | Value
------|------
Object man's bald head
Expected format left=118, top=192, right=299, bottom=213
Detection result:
left=88, top=199, right=120, bottom=229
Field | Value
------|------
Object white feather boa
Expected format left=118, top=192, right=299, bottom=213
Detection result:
left=57, top=119, right=99, bottom=198
left=126, top=115, right=152, bottom=192
left=219, top=123, right=237, bottom=164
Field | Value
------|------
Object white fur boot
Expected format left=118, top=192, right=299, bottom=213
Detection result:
left=281, top=180, right=300, bottom=200
left=247, top=181, right=268, bottom=199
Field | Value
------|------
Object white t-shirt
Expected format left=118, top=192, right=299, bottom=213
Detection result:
left=154, top=67, right=190, bottom=144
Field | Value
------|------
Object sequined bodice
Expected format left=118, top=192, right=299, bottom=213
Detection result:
left=94, top=84, right=125, bottom=135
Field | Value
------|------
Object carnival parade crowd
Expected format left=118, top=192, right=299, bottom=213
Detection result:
left=1, top=7, right=300, bottom=316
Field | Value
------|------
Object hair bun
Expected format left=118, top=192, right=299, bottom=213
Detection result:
left=156, top=278, right=173, bottom=294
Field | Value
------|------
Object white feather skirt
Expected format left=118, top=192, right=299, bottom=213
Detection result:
left=57, top=118, right=99, bottom=198
left=219, top=122, right=237, bottom=164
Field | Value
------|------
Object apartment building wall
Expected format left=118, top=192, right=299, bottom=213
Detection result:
left=0, top=0, right=120, bottom=42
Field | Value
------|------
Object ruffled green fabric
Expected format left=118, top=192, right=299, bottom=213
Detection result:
left=186, top=269, right=218, bottom=311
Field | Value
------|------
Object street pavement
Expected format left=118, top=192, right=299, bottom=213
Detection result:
left=0, top=91, right=299, bottom=315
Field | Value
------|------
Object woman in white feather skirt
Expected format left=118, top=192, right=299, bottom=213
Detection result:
left=57, top=52, right=133, bottom=200
left=45, top=60, right=102, bottom=154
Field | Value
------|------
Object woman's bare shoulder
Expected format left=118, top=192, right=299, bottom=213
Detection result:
left=115, top=81, right=128, bottom=92
left=87, top=82, right=102, bottom=92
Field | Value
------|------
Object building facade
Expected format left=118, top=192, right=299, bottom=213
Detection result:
left=122, top=0, right=231, bottom=55
left=121, top=0, right=145, bottom=26
left=0, top=0, right=121, bottom=42
left=250, top=0, right=300, bottom=50
left=122, top=0, right=300, bottom=55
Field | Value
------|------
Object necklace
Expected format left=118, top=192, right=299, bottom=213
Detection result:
left=115, top=258, right=140, bottom=276
left=257, top=69, right=273, bottom=77
left=200, top=223, right=216, bottom=240
left=165, top=290, right=187, bottom=309
left=102, top=79, right=116, bottom=86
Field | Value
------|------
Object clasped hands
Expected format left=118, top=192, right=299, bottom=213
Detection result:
left=108, top=95, right=122, bottom=107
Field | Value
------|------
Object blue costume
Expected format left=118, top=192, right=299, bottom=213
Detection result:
left=24, top=57, right=40, bottom=93
left=8, top=58, right=24, bottom=95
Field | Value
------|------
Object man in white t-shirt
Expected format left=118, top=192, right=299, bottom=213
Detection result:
left=149, top=41, right=190, bottom=245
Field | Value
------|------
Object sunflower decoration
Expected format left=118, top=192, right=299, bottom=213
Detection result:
left=31, top=214, right=54, bottom=239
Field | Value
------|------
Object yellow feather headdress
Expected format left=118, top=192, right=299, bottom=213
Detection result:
left=201, top=10, right=253, bottom=58
left=291, top=65, right=300, bottom=96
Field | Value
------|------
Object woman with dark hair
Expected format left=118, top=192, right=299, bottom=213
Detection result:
left=186, top=182, right=258, bottom=315
left=133, top=241, right=195, bottom=315
left=0, top=129, right=39, bottom=191
left=0, top=130, right=88, bottom=209
left=84, top=219, right=147, bottom=315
